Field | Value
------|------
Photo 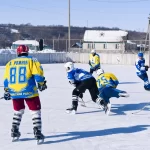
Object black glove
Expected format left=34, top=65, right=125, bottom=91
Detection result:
left=38, top=81, right=47, bottom=91
left=145, top=66, right=149, bottom=71
left=4, top=88, right=11, bottom=100
left=69, top=81, right=76, bottom=87
left=78, top=93, right=83, bottom=99
left=89, top=61, right=92, bottom=66
left=69, top=81, right=81, bottom=87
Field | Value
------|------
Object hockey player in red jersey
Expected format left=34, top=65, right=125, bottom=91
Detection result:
left=3, top=45, right=47, bottom=144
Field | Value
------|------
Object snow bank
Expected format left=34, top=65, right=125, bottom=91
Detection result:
left=0, top=49, right=16, bottom=54
left=0, top=49, right=57, bottom=54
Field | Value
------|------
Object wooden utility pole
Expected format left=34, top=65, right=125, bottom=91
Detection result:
left=68, top=0, right=71, bottom=50
left=145, top=15, right=150, bottom=66
left=148, top=15, right=150, bottom=66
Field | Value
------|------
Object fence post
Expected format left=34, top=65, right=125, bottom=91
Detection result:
left=53, top=39, right=55, bottom=50
left=66, top=40, right=68, bottom=52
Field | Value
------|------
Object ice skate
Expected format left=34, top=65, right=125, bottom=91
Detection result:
left=33, top=127, right=45, bottom=145
left=96, top=98, right=105, bottom=110
left=11, top=125, right=21, bottom=142
left=66, top=107, right=77, bottom=114
left=119, top=92, right=129, bottom=98
left=104, top=102, right=111, bottom=115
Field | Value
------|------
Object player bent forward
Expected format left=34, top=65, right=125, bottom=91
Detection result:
left=3, top=45, right=47, bottom=144
left=64, top=62, right=102, bottom=114
left=96, top=69, right=129, bottom=115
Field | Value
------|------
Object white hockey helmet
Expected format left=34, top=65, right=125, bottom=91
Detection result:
left=91, top=49, right=96, bottom=54
left=96, top=69, right=104, bottom=76
left=64, top=62, right=74, bottom=72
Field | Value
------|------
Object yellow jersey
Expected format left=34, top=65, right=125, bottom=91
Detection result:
left=89, top=53, right=100, bottom=69
left=96, top=72, right=119, bottom=90
left=4, top=56, right=45, bottom=99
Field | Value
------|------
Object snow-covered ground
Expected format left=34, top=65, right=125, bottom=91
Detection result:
left=0, top=63, right=150, bottom=150
left=0, top=49, right=57, bottom=54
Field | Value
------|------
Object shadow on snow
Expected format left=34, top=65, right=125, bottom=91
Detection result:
left=111, top=102, right=150, bottom=115
left=76, top=102, right=150, bottom=116
left=43, top=125, right=150, bottom=144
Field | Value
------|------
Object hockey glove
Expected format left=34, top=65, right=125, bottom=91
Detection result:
left=38, top=81, right=47, bottom=91
left=69, top=80, right=81, bottom=87
left=69, top=80, right=76, bottom=87
left=78, top=93, right=83, bottom=99
left=145, top=65, right=149, bottom=71
left=89, top=61, right=92, bottom=67
left=4, top=88, right=11, bottom=100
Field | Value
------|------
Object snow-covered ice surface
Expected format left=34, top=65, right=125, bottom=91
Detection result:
left=0, top=63, right=150, bottom=150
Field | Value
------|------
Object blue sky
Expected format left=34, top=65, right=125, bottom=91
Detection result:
left=0, top=0, right=150, bottom=31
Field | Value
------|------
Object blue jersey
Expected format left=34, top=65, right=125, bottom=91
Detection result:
left=135, top=58, right=146, bottom=75
left=67, top=68, right=93, bottom=83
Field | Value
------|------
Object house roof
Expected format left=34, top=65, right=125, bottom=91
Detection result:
left=12, top=40, right=39, bottom=46
left=84, top=30, right=128, bottom=42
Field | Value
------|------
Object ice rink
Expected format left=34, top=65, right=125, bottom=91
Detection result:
left=0, top=63, right=150, bottom=150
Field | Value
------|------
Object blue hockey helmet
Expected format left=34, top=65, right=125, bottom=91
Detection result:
left=138, top=52, right=143, bottom=57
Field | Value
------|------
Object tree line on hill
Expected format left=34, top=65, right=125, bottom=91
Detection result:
left=0, top=23, right=147, bottom=50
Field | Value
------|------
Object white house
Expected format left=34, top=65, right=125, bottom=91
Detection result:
left=11, top=40, right=39, bottom=50
left=83, top=30, right=128, bottom=51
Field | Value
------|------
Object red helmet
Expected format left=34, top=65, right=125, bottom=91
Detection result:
left=17, top=45, right=29, bottom=55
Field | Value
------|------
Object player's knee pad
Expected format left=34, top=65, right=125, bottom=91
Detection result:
left=14, top=109, right=24, bottom=116
left=30, top=110, right=41, bottom=118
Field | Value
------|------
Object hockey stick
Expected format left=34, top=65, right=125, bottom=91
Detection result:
left=132, top=102, right=150, bottom=114
left=79, top=98, right=86, bottom=107
left=0, top=97, right=4, bottom=100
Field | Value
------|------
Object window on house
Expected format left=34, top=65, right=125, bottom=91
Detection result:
left=116, top=44, right=119, bottom=49
left=103, top=43, right=107, bottom=49
left=87, top=43, right=90, bottom=49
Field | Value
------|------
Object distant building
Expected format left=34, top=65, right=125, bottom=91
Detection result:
left=83, top=30, right=128, bottom=51
left=11, top=40, right=39, bottom=50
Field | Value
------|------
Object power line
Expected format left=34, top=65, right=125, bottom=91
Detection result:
left=88, top=0, right=150, bottom=3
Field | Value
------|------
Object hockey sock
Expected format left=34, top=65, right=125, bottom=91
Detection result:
left=31, top=110, right=42, bottom=131
left=72, top=95, right=78, bottom=110
left=12, top=109, right=24, bottom=129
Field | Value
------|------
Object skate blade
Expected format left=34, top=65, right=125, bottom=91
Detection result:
left=119, top=93, right=130, bottom=98
left=105, top=103, right=111, bottom=115
left=66, top=110, right=76, bottom=115
left=12, top=137, right=20, bottom=142
left=37, top=138, right=44, bottom=145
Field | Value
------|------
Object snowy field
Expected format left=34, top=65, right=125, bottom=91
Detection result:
left=0, top=63, right=150, bottom=150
